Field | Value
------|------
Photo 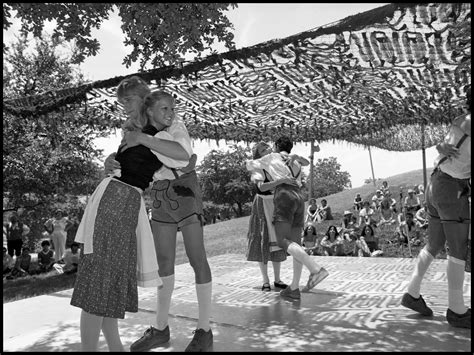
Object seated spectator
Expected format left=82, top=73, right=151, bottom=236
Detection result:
left=398, top=212, right=422, bottom=246
left=415, top=201, right=429, bottom=230
left=415, top=184, right=425, bottom=203
left=317, top=199, right=333, bottom=221
left=371, top=189, right=384, bottom=210
left=320, top=225, right=344, bottom=256
left=353, top=193, right=363, bottom=211
left=354, top=234, right=372, bottom=257
left=302, top=224, right=318, bottom=255
left=37, top=240, right=55, bottom=274
left=358, top=201, right=376, bottom=228
left=359, top=224, right=382, bottom=256
left=59, top=242, right=81, bottom=274
left=383, top=191, right=398, bottom=212
left=3, top=246, right=14, bottom=274
left=340, top=210, right=359, bottom=241
left=305, top=198, right=319, bottom=225
left=10, top=246, right=32, bottom=277
left=377, top=198, right=398, bottom=238
left=380, top=180, right=390, bottom=195
left=403, top=188, right=421, bottom=214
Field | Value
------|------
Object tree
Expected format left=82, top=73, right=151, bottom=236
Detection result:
left=3, top=3, right=237, bottom=69
left=3, top=34, right=110, bottom=245
left=308, top=157, right=351, bottom=198
left=197, top=145, right=254, bottom=217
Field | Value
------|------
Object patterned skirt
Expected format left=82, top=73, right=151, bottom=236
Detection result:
left=70, top=179, right=140, bottom=319
left=246, top=194, right=287, bottom=264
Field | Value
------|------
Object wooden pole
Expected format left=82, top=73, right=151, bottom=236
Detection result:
left=368, top=145, right=376, bottom=189
left=309, top=140, right=315, bottom=199
left=421, top=121, right=427, bottom=191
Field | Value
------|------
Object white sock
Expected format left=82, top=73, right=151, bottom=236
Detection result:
left=287, top=242, right=321, bottom=274
left=407, top=247, right=434, bottom=298
left=156, top=274, right=174, bottom=330
left=447, top=256, right=468, bottom=314
left=258, top=262, right=270, bottom=284
left=290, top=258, right=303, bottom=290
left=196, top=281, right=212, bottom=331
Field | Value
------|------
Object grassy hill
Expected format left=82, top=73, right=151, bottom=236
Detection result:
left=175, top=167, right=434, bottom=265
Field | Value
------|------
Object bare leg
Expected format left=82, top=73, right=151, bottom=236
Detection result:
left=259, top=262, right=270, bottom=284
left=80, top=310, right=103, bottom=352
left=101, top=317, right=124, bottom=352
left=271, top=261, right=281, bottom=283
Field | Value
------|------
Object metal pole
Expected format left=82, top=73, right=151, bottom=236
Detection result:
left=368, top=145, right=376, bottom=189
left=309, top=140, right=315, bottom=199
left=421, top=121, right=427, bottom=191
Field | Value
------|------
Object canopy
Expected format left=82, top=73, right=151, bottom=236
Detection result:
left=4, top=3, right=471, bottom=151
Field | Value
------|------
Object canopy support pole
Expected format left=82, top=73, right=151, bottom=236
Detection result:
left=309, top=140, right=315, bottom=199
left=368, top=145, right=376, bottom=189
left=421, top=121, right=427, bottom=191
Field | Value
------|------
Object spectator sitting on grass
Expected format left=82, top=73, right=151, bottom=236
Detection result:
left=305, top=198, right=319, bottom=225
left=398, top=212, right=422, bottom=246
left=320, top=225, right=345, bottom=256
left=360, top=224, right=383, bottom=256
left=380, top=180, right=390, bottom=195
left=404, top=189, right=421, bottom=214
left=10, top=246, right=32, bottom=278
left=37, top=240, right=55, bottom=274
left=3, top=246, right=14, bottom=275
left=55, top=242, right=81, bottom=274
left=341, top=210, right=359, bottom=241
left=415, top=201, right=429, bottom=230
left=371, top=189, right=385, bottom=210
left=302, top=224, right=318, bottom=255
left=317, top=199, right=333, bottom=221
left=353, top=193, right=363, bottom=211
left=358, top=200, right=376, bottom=228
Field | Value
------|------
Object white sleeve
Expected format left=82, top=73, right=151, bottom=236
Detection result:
left=150, top=131, right=189, bottom=169
left=250, top=170, right=264, bottom=182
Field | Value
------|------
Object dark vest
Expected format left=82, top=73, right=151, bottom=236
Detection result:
left=7, top=223, right=23, bottom=241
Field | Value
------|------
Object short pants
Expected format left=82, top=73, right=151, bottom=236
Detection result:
left=425, top=168, right=470, bottom=224
left=151, top=170, right=204, bottom=228
left=272, top=184, right=305, bottom=229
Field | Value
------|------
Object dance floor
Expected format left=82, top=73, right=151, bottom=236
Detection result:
left=3, top=254, right=471, bottom=352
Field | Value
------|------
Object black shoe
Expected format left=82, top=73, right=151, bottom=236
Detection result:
left=261, top=282, right=271, bottom=291
left=446, top=308, right=471, bottom=328
left=185, top=328, right=213, bottom=352
left=274, top=280, right=288, bottom=289
left=130, top=325, right=170, bottom=352
left=401, top=293, right=433, bottom=316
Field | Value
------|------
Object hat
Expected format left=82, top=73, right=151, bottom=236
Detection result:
left=376, top=189, right=382, bottom=193
left=407, top=189, right=414, bottom=193
left=344, top=210, right=352, bottom=215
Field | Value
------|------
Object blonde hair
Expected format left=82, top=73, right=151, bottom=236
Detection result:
left=118, top=76, right=151, bottom=132
left=139, top=90, right=175, bottom=127
left=116, top=76, right=150, bottom=103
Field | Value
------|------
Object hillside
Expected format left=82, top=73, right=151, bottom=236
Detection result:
left=174, top=168, right=433, bottom=264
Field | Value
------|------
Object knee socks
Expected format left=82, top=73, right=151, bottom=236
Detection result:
left=447, top=256, right=467, bottom=314
left=407, top=247, right=434, bottom=298
left=156, top=274, right=175, bottom=330
left=196, top=281, right=212, bottom=331
left=290, top=258, right=303, bottom=290
left=287, top=242, right=321, bottom=274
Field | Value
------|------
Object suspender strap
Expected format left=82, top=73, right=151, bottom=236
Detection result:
left=170, top=168, right=180, bottom=179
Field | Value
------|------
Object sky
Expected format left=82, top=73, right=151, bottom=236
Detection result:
left=4, top=3, right=439, bottom=188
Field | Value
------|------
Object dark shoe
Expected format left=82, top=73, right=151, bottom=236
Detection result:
left=401, top=293, right=433, bottom=316
left=302, top=267, right=329, bottom=292
left=446, top=308, right=471, bottom=328
left=274, top=280, right=288, bottom=289
left=280, top=286, right=301, bottom=300
left=130, top=325, right=170, bottom=352
left=185, top=328, right=213, bottom=352
left=261, top=283, right=271, bottom=291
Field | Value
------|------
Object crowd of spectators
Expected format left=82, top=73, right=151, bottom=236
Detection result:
left=302, top=181, right=428, bottom=257
left=3, top=209, right=82, bottom=280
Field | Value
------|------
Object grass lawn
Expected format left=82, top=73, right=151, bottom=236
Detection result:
left=4, top=167, right=446, bottom=304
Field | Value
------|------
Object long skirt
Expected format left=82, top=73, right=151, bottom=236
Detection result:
left=70, top=179, right=140, bottom=319
left=246, top=194, right=287, bottom=264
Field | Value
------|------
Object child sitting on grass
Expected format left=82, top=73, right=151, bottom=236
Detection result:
left=9, top=246, right=32, bottom=278
left=37, top=240, right=55, bottom=274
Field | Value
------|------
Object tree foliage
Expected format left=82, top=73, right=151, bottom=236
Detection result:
left=3, top=3, right=237, bottom=69
left=309, top=157, right=352, bottom=198
left=3, top=34, right=107, bottom=213
left=197, top=145, right=254, bottom=217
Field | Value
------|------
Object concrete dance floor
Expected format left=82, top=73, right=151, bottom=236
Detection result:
left=3, top=254, right=471, bottom=352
